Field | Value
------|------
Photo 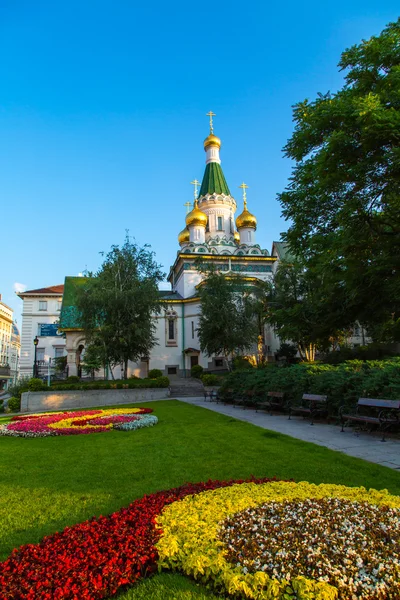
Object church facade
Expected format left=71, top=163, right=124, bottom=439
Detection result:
left=60, top=121, right=282, bottom=378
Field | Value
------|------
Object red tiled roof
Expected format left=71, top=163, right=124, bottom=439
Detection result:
left=20, top=285, right=64, bottom=295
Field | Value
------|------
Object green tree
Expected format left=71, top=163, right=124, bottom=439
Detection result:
left=266, top=261, right=352, bottom=362
left=197, top=271, right=259, bottom=370
left=80, top=341, right=106, bottom=379
left=279, top=18, right=400, bottom=340
left=75, top=237, right=164, bottom=379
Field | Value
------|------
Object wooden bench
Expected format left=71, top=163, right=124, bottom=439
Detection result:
left=289, top=394, right=328, bottom=425
left=234, top=390, right=259, bottom=409
left=217, top=388, right=235, bottom=405
left=256, top=392, right=288, bottom=415
left=340, top=398, right=400, bottom=442
left=203, top=389, right=220, bottom=403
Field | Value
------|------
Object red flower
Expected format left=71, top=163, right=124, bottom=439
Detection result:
left=0, top=477, right=277, bottom=599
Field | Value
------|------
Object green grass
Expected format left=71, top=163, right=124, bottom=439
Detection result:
left=115, top=573, right=223, bottom=599
left=0, top=399, right=399, bottom=596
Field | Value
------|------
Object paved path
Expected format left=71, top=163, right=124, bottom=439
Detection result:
left=175, top=396, right=400, bottom=471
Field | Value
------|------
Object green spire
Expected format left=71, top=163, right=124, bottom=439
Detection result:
left=198, top=162, right=231, bottom=197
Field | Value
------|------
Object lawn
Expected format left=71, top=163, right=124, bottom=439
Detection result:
left=0, top=399, right=399, bottom=598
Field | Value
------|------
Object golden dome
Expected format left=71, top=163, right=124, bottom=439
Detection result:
left=178, top=227, right=190, bottom=245
left=235, top=201, right=257, bottom=230
left=204, top=133, right=221, bottom=150
left=234, top=230, right=240, bottom=243
left=186, top=199, right=208, bottom=228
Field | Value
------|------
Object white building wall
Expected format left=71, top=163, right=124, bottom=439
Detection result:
left=19, top=295, right=66, bottom=379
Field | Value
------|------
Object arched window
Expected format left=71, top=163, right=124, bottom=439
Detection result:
left=165, top=310, right=178, bottom=346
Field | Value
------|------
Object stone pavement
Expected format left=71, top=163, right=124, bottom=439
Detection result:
left=175, top=396, right=400, bottom=471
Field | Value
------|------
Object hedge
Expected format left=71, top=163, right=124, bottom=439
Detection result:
left=49, top=377, right=169, bottom=392
left=220, top=358, right=400, bottom=414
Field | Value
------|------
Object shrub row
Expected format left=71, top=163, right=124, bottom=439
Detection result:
left=50, top=376, right=169, bottom=391
left=220, top=358, right=400, bottom=413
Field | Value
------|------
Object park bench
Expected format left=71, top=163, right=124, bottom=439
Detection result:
left=339, top=398, right=400, bottom=442
left=203, top=389, right=220, bottom=403
left=289, top=394, right=328, bottom=425
left=256, top=391, right=288, bottom=415
left=234, top=389, right=259, bottom=409
left=216, top=388, right=235, bottom=405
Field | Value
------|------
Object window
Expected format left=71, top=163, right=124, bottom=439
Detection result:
left=247, top=231, right=252, bottom=242
left=37, top=348, right=45, bottom=362
left=205, top=219, right=209, bottom=232
left=39, top=301, right=47, bottom=311
left=54, top=347, right=64, bottom=358
left=168, top=319, right=175, bottom=340
left=194, top=229, right=200, bottom=241
left=217, top=216, right=223, bottom=231
left=165, top=310, right=177, bottom=346
left=191, top=321, right=195, bottom=339
left=167, top=367, right=177, bottom=375
left=57, top=301, right=62, bottom=311
left=215, top=358, right=224, bottom=367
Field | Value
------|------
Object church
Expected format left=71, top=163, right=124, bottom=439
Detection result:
left=59, top=116, right=288, bottom=378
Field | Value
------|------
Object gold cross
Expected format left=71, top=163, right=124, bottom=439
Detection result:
left=206, top=111, right=216, bottom=134
left=183, top=201, right=192, bottom=214
left=190, top=179, right=201, bottom=199
left=239, top=182, right=248, bottom=205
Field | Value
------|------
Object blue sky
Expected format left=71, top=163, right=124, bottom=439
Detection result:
left=1, top=1, right=398, bottom=326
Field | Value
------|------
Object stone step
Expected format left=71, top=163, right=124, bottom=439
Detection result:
left=169, top=377, right=205, bottom=397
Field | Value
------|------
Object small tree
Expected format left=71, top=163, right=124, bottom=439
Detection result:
left=197, top=271, right=259, bottom=370
left=265, top=261, right=351, bottom=362
left=80, top=341, right=106, bottom=380
left=75, top=237, right=165, bottom=379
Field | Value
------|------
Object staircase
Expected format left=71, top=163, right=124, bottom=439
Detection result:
left=169, top=377, right=205, bottom=398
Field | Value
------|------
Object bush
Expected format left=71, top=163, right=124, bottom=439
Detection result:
left=191, top=365, right=204, bottom=378
left=0, top=403, right=4, bottom=413
left=148, top=369, right=163, bottom=379
left=155, top=376, right=170, bottom=388
left=201, top=374, right=219, bottom=386
left=48, top=377, right=171, bottom=391
left=66, top=376, right=80, bottom=383
left=220, top=358, right=400, bottom=415
left=26, top=378, right=47, bottom=392
left=8, top=379, right=30, bottom=399
left=322, top=343, right=398, bottom=364
left=232, top=357, right=254, bottom=370
left=8, top=397, right=21, bottom=412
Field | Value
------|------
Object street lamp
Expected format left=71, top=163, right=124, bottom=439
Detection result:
left=33, top=336, right=39, bottom=378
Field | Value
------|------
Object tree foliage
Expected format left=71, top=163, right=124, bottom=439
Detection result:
left=279, top=18, right=400, bottom=339
left=75, top=237, right=164, bottom=378
left=266, top=261, right=353, bottom=361
left=197, top=272, right=259, bottom=369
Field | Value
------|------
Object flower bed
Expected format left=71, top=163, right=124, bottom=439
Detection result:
left=0, top=477, right=275, bottom=599
left=0, top=408, right=156, bottom=438
left=156, top=481, right=400, bottom=599
left=0, top=478, right=398, bottom=599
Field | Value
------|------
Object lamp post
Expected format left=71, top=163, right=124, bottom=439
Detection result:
left=33, top=336, right=39, bottom=378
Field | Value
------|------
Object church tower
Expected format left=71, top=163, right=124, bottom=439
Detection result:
left=170, top=113, right=274, bottom=299
left=197, top=112, right=237, bottom=250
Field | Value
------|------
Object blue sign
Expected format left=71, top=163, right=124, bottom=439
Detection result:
left=39, top=324, right=62, bottom=337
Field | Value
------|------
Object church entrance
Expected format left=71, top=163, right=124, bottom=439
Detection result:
left=190, top=355, right=199, bottom=368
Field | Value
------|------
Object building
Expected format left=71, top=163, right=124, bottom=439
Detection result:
left=9, top=322, right=21, bottom=384
left=17, top=285, right=66, bottom=379
left=60, top=121, right=281, bottom=377
left=0, top=295, right=13, bottom=389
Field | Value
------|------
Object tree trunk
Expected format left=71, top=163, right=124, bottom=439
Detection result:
left=124, top=359, right=128, bottom=380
